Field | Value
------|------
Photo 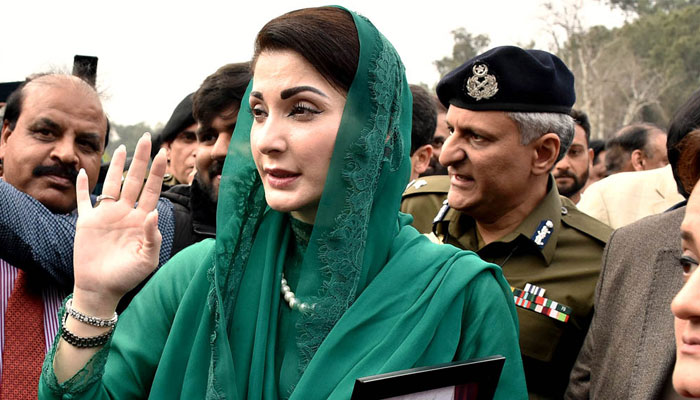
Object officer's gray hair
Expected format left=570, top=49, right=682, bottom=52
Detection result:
left=506, top=112, right=575, bottom=163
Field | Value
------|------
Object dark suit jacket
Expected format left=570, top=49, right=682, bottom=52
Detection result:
left=565, top=206, right=686, bottom=399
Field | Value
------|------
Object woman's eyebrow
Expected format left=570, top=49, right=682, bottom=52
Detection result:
left=280, top=86, right=327, bottom=100
left=251, top=91, right=264, bottom=100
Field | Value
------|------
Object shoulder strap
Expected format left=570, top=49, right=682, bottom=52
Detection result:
left=560, top=196, right=613, bottom=243
left=403, top=175, right=451, bottom=197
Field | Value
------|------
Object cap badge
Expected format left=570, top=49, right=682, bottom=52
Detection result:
left=465, top=63, right=498, bottom=101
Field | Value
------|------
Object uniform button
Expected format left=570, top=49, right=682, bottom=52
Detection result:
left=561, top=206, right=568, bottom=215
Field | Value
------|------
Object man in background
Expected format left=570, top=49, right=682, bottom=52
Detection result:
left=553, top=109, right=593, bottom=203
left=401, top=85, right=439, bottom=231
left=605, top=123, right=668, bottom=174
left=407, top=84, right=437, bottom=183
left=0, top=74, right=123, bottom=397
left=152, top=93, right=198, bottom=188
left=422, top=96, right=450, bottom=176
left=162, top=62, right=251, bottom=254
left=578, top=123, right=681, bottom=228
left=585, top=139, right=607, bottom=188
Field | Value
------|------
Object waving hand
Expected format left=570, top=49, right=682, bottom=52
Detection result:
left=73, top=133, right=167, bottom=311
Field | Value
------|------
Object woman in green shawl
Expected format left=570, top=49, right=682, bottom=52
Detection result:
left=40, top=6, right=526, bottom=399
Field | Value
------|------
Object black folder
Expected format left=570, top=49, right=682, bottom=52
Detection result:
left=351, top=355, right=505, bottom=400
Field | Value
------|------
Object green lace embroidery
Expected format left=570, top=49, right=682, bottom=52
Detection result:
left=218, top=172, right=265, bottom=318
left=206, top=169, right=264, bottom=399
left=41, top=295, right=114, bottom=395
left=296, top=25, right=406, bottom=373
left=289, top=218, right=313, bottom=249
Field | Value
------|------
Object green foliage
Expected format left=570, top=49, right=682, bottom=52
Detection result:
left=606, top=0, right=700, bottom=15
left=434, top=28, right=490, bottom=77
left=555, top=4, right=700, bottom=137
left=433, top=3, right=700, bottom=139
left=619, top=5, right=700, bottom=113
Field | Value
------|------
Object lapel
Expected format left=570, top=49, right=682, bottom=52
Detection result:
left=629, top=211, right=685, bottom=399
left=652, top=166, right=685, bottom=214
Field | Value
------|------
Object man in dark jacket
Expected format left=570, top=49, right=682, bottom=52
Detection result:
left=163, top=62, right=251, bottom=253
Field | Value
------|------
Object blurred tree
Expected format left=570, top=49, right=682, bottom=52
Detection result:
left=605, top=0, right=700, bottom=15
left=434, top=28, right=490, bottom=78
left=434, top=1, right=700, bottom=139
left=618, top=5, right=700, bottom=121
left=105, top=121, right=160, bottom=160
left=545, top=0, right=617, bottom=138
left=549, top=1, right=700, bottom=138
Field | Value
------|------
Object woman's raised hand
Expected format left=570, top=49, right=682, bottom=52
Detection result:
left=72, top=133, right=167, bottom=315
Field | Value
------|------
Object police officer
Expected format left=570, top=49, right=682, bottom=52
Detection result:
left=401, top=46, right=612, bottom=399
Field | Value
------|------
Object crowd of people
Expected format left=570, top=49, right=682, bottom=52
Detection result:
left=0, top=5, right=698, bottom=400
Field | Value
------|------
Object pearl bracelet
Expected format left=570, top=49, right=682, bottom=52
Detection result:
left=66, top=298, right=118, bottom=327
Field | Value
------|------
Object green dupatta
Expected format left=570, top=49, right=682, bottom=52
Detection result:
left=206, top=6, right=523, bottom=399
left=40, top=6, right=525, bottom=400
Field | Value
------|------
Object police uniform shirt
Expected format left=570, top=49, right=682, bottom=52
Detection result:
left=402, top=176, right=451, bottom=234
left=402, top=175, right=612, bottom=399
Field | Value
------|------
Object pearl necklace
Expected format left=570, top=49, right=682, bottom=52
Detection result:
left=281, top=275, right=316, bottom=313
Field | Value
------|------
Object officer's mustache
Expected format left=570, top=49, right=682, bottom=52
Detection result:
left=33, top=163, right=79, bottom=185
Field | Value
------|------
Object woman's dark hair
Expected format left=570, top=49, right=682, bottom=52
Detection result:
left=669, top=88, right=700, bottom=197
left=252, top=7, right=360, bottom=94
left=677, top=129, right=700, bottom=195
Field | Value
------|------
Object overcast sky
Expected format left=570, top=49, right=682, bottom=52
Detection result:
left=2, top=0, right=626, bottom=127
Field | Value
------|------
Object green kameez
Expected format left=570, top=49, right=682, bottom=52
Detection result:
left=40, top=6, right=526, bottom=399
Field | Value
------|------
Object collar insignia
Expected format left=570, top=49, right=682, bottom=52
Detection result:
left=465, top=63, right=498, bottom=101
left=531, top=219, right=554, bottom=249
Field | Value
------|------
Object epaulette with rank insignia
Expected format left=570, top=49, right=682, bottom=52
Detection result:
left=559, top=196, right=612, bottom=244
left=402, top=175, right=451, bottom=198
left=401, top=175, right=451, bottom=235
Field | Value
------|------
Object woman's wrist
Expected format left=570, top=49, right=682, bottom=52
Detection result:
left=71, top=288, right=121, bottom=320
